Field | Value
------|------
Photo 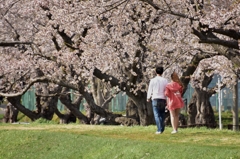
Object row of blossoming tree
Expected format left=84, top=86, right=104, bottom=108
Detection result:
left=0, top=0, right=239, bottom=127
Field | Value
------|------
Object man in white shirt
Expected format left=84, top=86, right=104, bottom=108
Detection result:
left=147, top=66, right=168, bottom=134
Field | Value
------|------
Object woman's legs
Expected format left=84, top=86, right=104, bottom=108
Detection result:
left=170, top=110, right=176, bottom=131
left=174, top=108, right=181, bottom=131
left=170, top=108, right=181, bottom=132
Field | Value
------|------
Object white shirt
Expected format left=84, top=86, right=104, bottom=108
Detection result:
left=147, top=76, right=168, bottom=100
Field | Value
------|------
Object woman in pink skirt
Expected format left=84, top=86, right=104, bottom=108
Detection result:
left=165, top=72, right=184, bottom=134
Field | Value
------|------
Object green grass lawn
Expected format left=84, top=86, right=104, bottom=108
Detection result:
left=0, top=124, right=240, bottom=159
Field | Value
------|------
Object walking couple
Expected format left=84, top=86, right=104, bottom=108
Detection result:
left=147, top=66, right=184, bottom=134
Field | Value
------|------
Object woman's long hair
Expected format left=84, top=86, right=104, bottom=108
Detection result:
left=171, top=72, right=184, bottom=88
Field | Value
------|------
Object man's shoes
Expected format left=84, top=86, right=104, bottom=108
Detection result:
left=171, top=130, right=178, bottom=134
left=155, top=131, right=162, bottom=134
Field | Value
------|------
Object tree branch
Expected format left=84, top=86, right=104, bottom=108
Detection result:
left=208, top=83, right=226, bottom=96
left=3, top=0, right=21, bottom=16
left=141, top=0, right=193, bottom=20
left=101, top=90, right=121, bottom=109
left=212, top=28, right=240, bottom=40
left=181, top=52, right=214, bottom=94
left=199, top=38, right=239, bottom=50
left=192, top=28, right=239, bottom=50
left=100, top=0, right=128, bottom=15
left=0, top=41, right=32, bottom=47
left=0, top=76, right=78, bottom=97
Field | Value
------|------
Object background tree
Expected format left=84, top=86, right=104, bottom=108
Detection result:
left=0, top=0, right=191, bottom=125
left=188, top=55, right=237, bottom=127
left=1, top=0, right=239, bottom=127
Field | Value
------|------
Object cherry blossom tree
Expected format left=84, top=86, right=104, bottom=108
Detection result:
left=0, top=0, right=239, bottom=126
left=0, top=0, right=188, bottom=125
left=188, top=55, right=237, bottom=127
left=140, top=0, right=240, bottom=127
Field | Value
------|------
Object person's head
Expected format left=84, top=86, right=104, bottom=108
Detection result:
left=171, top=72, right=179, bottom=82
left=155, top=66, right=164, bottom=75
left=171, top=71, right=183, bottom=87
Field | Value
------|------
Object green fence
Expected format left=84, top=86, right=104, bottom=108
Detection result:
left=21, top=77, right=240, bottom=113
left=21, top=88, right=36, bottom=111
left=21, top=89, right=128, bottom=112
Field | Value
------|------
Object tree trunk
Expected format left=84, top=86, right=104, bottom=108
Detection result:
left=91, top=77, right=111, bottom=124
left=84, top=103, right=95, bottom=124
left=232, top=80, right=239, bottom=131
left=3, top=102, right=19, bottom=123
left=130, top=92, right=155, bottom=126
left=187, top=72, right=217, bottom=128
left=57, top=110, right=77, bottom=124
left=59, top=88, right=89, bottom=124
left=194, top=89, right=216, bottom=128
left=92, top=68, right=153, bottom=126
left=35, top=95, right=57, bottom=120
left=0, top=96, right=3, bottom=104
left=7, top=96, right=38, bottom=121
left=7, top=85, right=61, bottom=121
left=105, top=97, right=142, bottom=126
left=187, top=91, right=198, bottom=125
left=126, top=98, right=139, bottom=123
left=35, top=84, right=60, bottom=120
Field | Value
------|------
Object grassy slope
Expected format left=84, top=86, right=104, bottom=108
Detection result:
left=0, top=124, right=240, bottom=159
